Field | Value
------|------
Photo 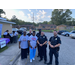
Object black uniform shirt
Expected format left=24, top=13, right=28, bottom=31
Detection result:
left=38, top=35, right=47, bottom=44
left=36, top=32, right=41, bottom=38
left=27, top=33, right=32, bottom=36
left=49, top=36, right=61, bottom=50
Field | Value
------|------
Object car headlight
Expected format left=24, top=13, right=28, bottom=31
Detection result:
left=70, top=34, right=72, bottom=36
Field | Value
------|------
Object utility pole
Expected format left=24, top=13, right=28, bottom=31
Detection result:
left=33, top=13, right=34, bottom=26
left=33, top=13, right=36, bottom=31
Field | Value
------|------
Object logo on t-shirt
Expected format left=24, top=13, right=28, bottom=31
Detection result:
left=23, top=38, right=26, bottom=41
left=32, top=38, right=36, bottom=41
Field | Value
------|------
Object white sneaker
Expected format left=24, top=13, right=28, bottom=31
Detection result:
left=30, top=59, right=32, bottom=62
left=33, top=58, right=35, bottom=60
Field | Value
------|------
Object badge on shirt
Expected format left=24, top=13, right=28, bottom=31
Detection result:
left=43, top=36, right=45, bottom=38
left=55, top=38, right=57, bottom=40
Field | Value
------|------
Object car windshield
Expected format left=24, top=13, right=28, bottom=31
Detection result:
left=70, top=31, right=75, bottom=33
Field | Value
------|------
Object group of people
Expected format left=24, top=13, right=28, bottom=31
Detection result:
left=3, top=30, right=18, bottom=43
left=18, top=29, right=61, bottom=65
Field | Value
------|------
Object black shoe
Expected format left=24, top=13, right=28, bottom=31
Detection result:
left=47, top=62, right=52, bottom=65
left=39, top=59, right=43, bottom=62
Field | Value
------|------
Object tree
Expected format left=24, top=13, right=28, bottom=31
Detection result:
left=47, top=21, right=53, bottom=24
left=0, top=9, right=5, bottom=17
left=51, top=9, right=72, bottom=25
left=42, top=21, right=48, bottom=24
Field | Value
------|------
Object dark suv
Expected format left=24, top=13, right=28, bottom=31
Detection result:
left=57, top=30, right=67, bottom=35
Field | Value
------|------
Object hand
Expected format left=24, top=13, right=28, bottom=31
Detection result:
left=40, top=44, right=43, bottom=46
left=51, top=45, right=55, bottom=48
left=30, top=46, right=33, bottom=49
left=34, top=46, right=36, bottom=49
left=19, top=45, right=21, bottom=49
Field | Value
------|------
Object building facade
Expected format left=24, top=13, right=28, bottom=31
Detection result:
left=0, top=17, right=16, bottom=35
left=56, top=25, right=67, bottom=30
left=36, top=24, right=56, bottom=30
left=13, top=25, right=35, bottom=30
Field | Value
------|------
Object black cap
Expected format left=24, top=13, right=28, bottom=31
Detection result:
left=33, top=31, right=35, bottom=33
left=38, top=29, right=41, bottom=30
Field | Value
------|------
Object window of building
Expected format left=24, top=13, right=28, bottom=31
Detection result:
left=51, top=26, right=53, bottom=28
left=43, top=26, right=45, bottom=28
left=54, top=26, right=56, bottom=28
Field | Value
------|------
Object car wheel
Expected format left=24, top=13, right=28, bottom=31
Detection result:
left=66, top=34, right=69, bottom=37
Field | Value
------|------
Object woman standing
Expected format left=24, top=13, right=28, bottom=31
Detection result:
left=28, top=31, right=38, bottom=62
left=18, top=31, right=29, bottom=65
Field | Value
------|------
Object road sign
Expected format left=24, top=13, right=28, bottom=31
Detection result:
left=0, top=40, right=6, bottom=48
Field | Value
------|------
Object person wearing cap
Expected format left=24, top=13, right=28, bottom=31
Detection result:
left=36, top=29, right=41, bottom=57
left=27, top=29, right=33, bottom=55
left=28, top=31, right=38, bottom=62
left=37, top=32, right=48, bottom=64
left=18, top=31, right=29, bottom=65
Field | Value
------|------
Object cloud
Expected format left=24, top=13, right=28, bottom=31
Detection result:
left=41, top=15, right=45, bottom=18
left=35, top=10, right=47, bottom=22
left=28, top=9, right=33, bottom=14
left=36, top=9, right=38, bottom=11
left=27, top=14, right=32, bottom=19
left=28, top=9, right=31, bottom=12
left=19, top=11, right=25, bottom=16
left=42, top=10, right=46, bottom=15
left=2, top=9, right=29, bottom=22
left=48, top=15, right=51, bottom=18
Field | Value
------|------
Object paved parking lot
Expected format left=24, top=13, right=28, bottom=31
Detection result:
left=15, top=32, right=75, bottom=65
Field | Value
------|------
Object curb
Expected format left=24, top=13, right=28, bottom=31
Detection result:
left=9, top=51, right=21, bottom=65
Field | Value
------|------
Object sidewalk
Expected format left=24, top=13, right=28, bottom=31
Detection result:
left=0, top=42, right=20, bottom=65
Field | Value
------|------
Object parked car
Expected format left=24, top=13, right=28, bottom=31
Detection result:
left=70, top=33, right=75, bottom=38
left=62, top=30, right=75, bottom=36
left=17, top=28, right=27, bottom=35
left=57, top=30, right=67, bottom=35
left=19, top=28, right=27, bottom=31
left=61, top=32, right=70, bottom=36
left=12, top=28, right=18, bottom=32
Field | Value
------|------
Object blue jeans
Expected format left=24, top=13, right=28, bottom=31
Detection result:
left=29, top=47, right=36, bottom=60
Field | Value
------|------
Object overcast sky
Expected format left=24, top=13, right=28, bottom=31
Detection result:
left=1, top=9, right=75, bottom=23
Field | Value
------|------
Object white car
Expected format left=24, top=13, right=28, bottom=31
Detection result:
left=12, top=28, right=18, bottom=32
left=70, top=33, right=75, bottom=38
left=19, top=28, right=27, bottom=31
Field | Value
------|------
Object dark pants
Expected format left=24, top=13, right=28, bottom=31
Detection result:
left=13, top=36, right=17, bottom=43
left=39, top=45, right=47, bottom=62
left=21, top=48, right=28, bottom=60
left=37, top=44, right=40, bottom=56
left=10, top=37, right=13, bottom=43
left=27, top=47, right=29, bottom=55
left=49, top=49, right=59, bottom=65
